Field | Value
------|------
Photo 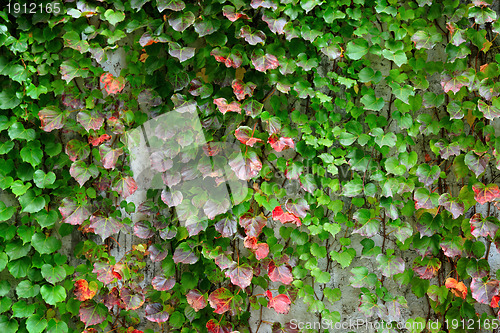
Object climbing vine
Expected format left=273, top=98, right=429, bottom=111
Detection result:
left=1, top=0, right=500, bottom=332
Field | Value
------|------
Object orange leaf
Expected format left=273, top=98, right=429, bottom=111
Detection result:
left=100, top=73, right=125, bottom=94
left=445, top=278, right=468, bottom=299
left=74, top=279, right=97, bottom=301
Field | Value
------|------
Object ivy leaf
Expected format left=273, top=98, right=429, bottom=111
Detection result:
left=77, top=111, right=104, bottom=132
left=206, top=320, right=232, bottom=333
left=266, top=290, right=291, bottom=314
left=345, top=39, right=369, bottom=60
left=46, top=319, right=68, bottom=333
left=239, top=213, right=267, bottom=237
left=31, top=233, right=61, bottom=254
left=478, top=99, right=500, bottom=120
left=41, top=264, right=66, bottom=284
left=26, top=314, right=47, bottom=333
left=168, top=42, right=195, bottom=62
left=376, top=254, right=405, bottom=277
left=441, top=74, right=468, bottom=94
left=112, top=175, right=138, bottom=199
left=438, top=193, right=464, bottom=219
left=445, top=278, right=468, bottom=299
left=235, top=126, right=262, bottom=147
left=434, top=141, right=460, bottom=159
left=239, top=26, right=266, bottom=45
left=194, top=19, right=220, bottom=37
left=99, top=146, right=123, bottom=170
left=242, top=99, right=263, bottom=118
left=157, top=0, right=185, bottom=12
left=414, top=188, right=438, bottom=210
left=411, top=30, right=442, bottom=49
left=321, top=44, right=342, bottom=60
left=168, top=11, right=195, bottom=32
left=60, top=59, right=89, bottom=83
left=74, top=279, right=97, bottom=301
left=381, top=49, right=408, bottom=67
left=416, top=164, right=440, bottom=187
left=349, top=267, right=378, bottom=288
left=70, top=161, right=99, bottom=187
left=152, top=276, right=176, bottom=291
left=214, top=217, right=237, bottom=237
left=0, top=201, right=15, bottom=221
left=173, top=242, right=199, bottom=264
left=361, top=93, right=385, bottom=111
left=65, top=140, right=90, bottom=161
left=342, top=178, right=363, bottom=197
left=262, top=13, right=287, bottom=35
left=16, top=280, right=40, bottom=298
left=251, top=0, right=278, bottom=10
left=20, top=141, right=43, bottom=168
left=120, top=287, right=145, bottom=310
left=39, top=106, right=66, bottom=132
left=255, top=243, right=269, bottom=260
left=285, top=198, right=309, bottom=218
left=473, top=183, right=500, bottom=205
left=268, top=135, right=295, bottom=152
left=145, top=303, right=170, bottom=323
left=40, top=285, right=66, bottom=305
left=208, top=288, right=236, bottom=314
left=222, top=5, right=249, bottom=22
left=8, top=122, right=35, bottom=141
left=268, top=261, right=293, bottom=285
left=59, top=198, right=90, bottom=225
left=19, top=189, right=45, bottom=213
left=79, top=301, right=107, bottom=326
left=100, top=73, right=125, bottom=94
left=90, top=215, right=122, bottom=241
left=413, top=257, right=441, bottom=279
left=161, top=190, right=183, bottom=207
left=229, top=151, right=262, bottom=180
left=133, top=221, right=154, bottom=239
left=226, top=263, right=253, bottom=289
left=0, top=88, right=21, bottom=109
left=103, top=9, right=125, bottom=25
left=186, top=290, right=207, bottom=312
left=213, top=98, right=241, bottom=114
left=251, top=51, right=279, bottom=72
left=471, top=277, right=499, bottom=305
left=204, top=199, right=230, bottom=220
left=465, top=151, right=490, bottom=177
left=468, top=6, right=497, bottom=25
left=470, top=213, right=499, bottom=238
left=272, top=206, right=300, bottom=226
left=33, top=170, right=56, bottom=188
left=232, top=79, right=256, bottom=101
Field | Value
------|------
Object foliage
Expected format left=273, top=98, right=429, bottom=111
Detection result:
left=1, top=0, right=500, bottom=332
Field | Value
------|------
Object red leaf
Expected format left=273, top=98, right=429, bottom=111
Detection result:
left=89, top=215, right=123, bottom=241
left=148, top=244, right=168, bottom=262
left=59, top=198, right=90, bottom=225
left=208, top=287, right=236, bottom=314
left=39, top=106, right=66, bottom=132
left=255, top=243, right=269, bottom=260
left=173, top=242, right=199, bottom=264
left=88, top=134, right=112, bottom=146
left=222, top=5, right=249, bottom=22
left=74, top=279, right=97, bottom=301
left=285, top=198, right=309, bottom=218
left=251, top=52, right=279, bottom=72
left=470, top=213, right=499, bottom=238
left=268, top=135, right=295, bottom=152
left=272, top=206, right=301, bottom=226
left=213, top=98, right=241, bottom=114
left=445, top=278, right=468, bottom=299
left=262, top=14, right=287, bottom=35
left=100, top=73, right=125, bottom=94
left=93, top=261, right=118, bottom=284
left=244, top=236, right=258, bottom=249
left=65, top=139, right=90, bottom=161
left=120, top=286, right=145, bottom=310
left=151, top=276, right=175, bottom=291
left=266, top=290, right=291, bottom=314
left=239, top=213, right=267, bottom=237
left=471, top=277, right=499, bottom=305
left=235, top=126, right=263, bottom=147
left=186, top=289, right=207, bottom=312
left=226, top=263, right=253, bottom=289
left=214, top=252, right=235, bottom=270
left=103, top=287, right=123, bottom=310
left=492, top=295, right=500, bottom=308
left=133, top=221, right=154, bottom=239
left=231, top=79, right=256, bottom=101
left=99, top=145, right=123, bottom=170
left=229, top=151, right=262, bottom=180
left=473, top=183, right=500, bottom=205
left=77, top=111, right=104, bottom=132
left=112, top=175, right=138, bottom=199
left=79, top=300, right=107, bottom=327
left=206, top=319, right=233, bottom=333
left=145, top=303, right=169, bottom=323
left=412, top=258, right=441, bottom=280
left=268, top=260, right=293, bottom=285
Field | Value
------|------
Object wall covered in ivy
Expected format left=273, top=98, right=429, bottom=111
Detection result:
left=1, top=0, right=500, bottom=333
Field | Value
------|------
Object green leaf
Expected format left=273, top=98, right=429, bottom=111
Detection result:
left=0, top=202, right=15, bottom=221
left=20, top=141, right=43, bottom=168
left=46, top=319, right=68, bottom=333
left=10, top=180, right=32, bottom=196
left=0, top=141, right=14, bottom=154
left=33, top=170, right=56, bottom=188
left=5, top=240, right=31, bottom=261
left=0, top=88, right=21, bottom=110
left=8, top=257, right=30, bottom=278
left=345, top=39, right=369, bottom=60
left=104, top=9, right=125, bottom=25
left=0, top=281, right=9, bottom=297
left=41, top=264, right=67, bottom=284
left=0, top=315, right=18, bottom=333
left=60, top=59, right=89, bottom=83
left=26, top=314, right=47, bottom=333
left=0, top=252, right=7, bottom=271
left=8, top=122, right=36, bottom=141
left=12, top=300, right=35, bottom=318
left=358, top=67, right=382, bottom=83
left=361, top=93, right=385, bottom=111
left=16, top=280, right=40, bottom=298
left=19, top=189, right=46, bottom=213
left=381, top=49, right=408, bottom=67
left=40, top=285, right=66, bottom=305
left=31, top=233, right=61, bottom=254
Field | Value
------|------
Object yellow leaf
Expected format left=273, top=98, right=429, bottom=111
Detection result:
left=415, top=208, right=438, bottom=219
left=196, top=68, right=209, bottom=83
left=235, top=67, right=246, bottom=81
left=465, top=108, right=476, bottom=127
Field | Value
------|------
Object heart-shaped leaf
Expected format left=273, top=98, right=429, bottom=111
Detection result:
left=152, top=276, right=176, bottom=291
left=120, top=287, right=145, bottom=310
left=99, top=145, right=123, bottom=169
left=60, top=59, right=89, bottom=83
left=473, top=183, right=500, bottom=205
left=268, top=135, right=294, bottom=152
left=232, top=79, right=256, bottom=101
left=242, top=99, right=263, bottom=118
left=33, top=170, right=56, bottom=188
left=438, top=193, right=464, bottom=219
left=251, top=51, right=279, bottom=72
left=59, top=198, right=90, bottom=225
left=39, top=106, right=66, bottom=132
left=239, top=26, right=266, bottom=45
left=70, top=161, right=99, bottom=187
left=90, top=215, right=123, bottom=241
left=235, top=126, right=262, bottom=147
left=268, top=260, right=293, bottom=284
left=65, top=139, right=90, bottom=161
left=41, top=264, right=67, bottom=284
left=168, top=11, right=195, bottom=32
left=19, top=190, right=45, bottom=213
left=478, top=99, right=500, bottom=120
left=112, top=175, right=138, bottom=199
left=229, top=151, right=262, bottom=180
left=208, top=288, right=236, bottom=314
left=74, top=279, right=97, bottom=301
left=222, top=5, right=249, bottom=21
left=239, top=213, right=267, bottom=237
left=100, top=73, right=125, bottom=94
left=79, top=301, right=107, bottom=326
left=465, top=151, right=490, bottom=177
left=40, top=284, right=66, bottom=305
left=173, top=242, right=199, bottom=264
left=157, top=0, right=185, bottom=12
left=186, top=289, right=207, bottom=312
left=470, top=277, right=499, bottom=305
left=168, top=42, right=196, bottom=62
left=470, top=213, right=499, bottom=238
left=77, top=111, right=104, bottom=132
left=145, top=303, right=170, bottom=323
left=226, top=263, right=253, bottom=289
left=213, top=98, right=241, bottom=114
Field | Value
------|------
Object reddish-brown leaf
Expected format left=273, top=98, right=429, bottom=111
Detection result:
left=231, top=79, right=256, bottom=100
left=268, top=135, right=294, bottom=152
left=235, top=126, right=262, bottom=147
left=213, top=98, right=241, bottom=114
left=268, top=260, right=293, bottom=285
left=445, top=278, right=467, bottom=299
left=39, top=106, right=66, bottom=132
left=272, top=206, right=301, bottom=226
left=100, top=73, right=125, bottom=94
left=74, top=279, right=97, bottom=301
left=473, top=183, right=500, bottom=205
left=186, top=289, right=207, bottom=312
left=266, top=290, right=291, bottom=314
